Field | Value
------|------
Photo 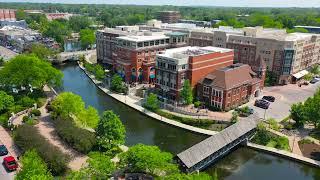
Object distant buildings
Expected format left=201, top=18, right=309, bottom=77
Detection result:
left=155, top=46, right=234, bottom=103
left=294, top=26, right=320, bottom=34
left=0, top=9, right=16, bottom=21
left=0, top=20, right=27, bottom=28
left=197, top=63, right=263, bottom=111
left=157, top=11, right=181, bottom=23
left=96, top=20, right=320, bottom=86
left=45, top=13, right=74, bottom=21
left=178, top=19, right=212, bottom=28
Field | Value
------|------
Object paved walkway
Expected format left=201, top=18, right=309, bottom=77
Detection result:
left=267, top=128, right=303, bottom=156
left=247, top=142, right=320, bottom=168
left=35, top=99, right=88, bottom=171
left=79, top=64, right=217, bottom=136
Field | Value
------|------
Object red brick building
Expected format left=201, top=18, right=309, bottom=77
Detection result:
left=0, top=9, right=16, bottom=21
left=114, top=35, right=171, bottom=83
left=157, top=11, right=181, bottom=23
left=197, top=63, right=264, bottom=111
left=155, top=46, right=234, bottom=103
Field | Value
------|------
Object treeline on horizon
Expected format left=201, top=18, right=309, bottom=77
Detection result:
left=1, top=2, right=320, bottom=30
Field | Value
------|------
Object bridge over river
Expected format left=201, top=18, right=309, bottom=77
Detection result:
left=177, top=117, right=261, bottom=173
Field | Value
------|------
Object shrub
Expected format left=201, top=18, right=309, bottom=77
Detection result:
left=268, top=118, right=280, bottom=131
left=30, top=109, right=41, bottom=116
left=194, top=101, right=201, bottom=108
left=0, top=113, right=9, bottom=127
left=22, top=115, right=31, bottom=123
left=55, top=117, right=96, bottom=153
left=17, top=96, right=36, bottom=108
left=14, top=124, right=68, bottom=175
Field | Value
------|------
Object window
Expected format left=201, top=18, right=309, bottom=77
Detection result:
left=203, top=86, right=210, bottom=93
left=182, top=65, right=186, bottom=69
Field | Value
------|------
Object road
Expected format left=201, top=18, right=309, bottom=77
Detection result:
left=0, top=126, right=20, bottom=180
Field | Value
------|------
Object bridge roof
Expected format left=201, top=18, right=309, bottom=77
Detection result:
left=177, top=118, right=260, bottom=168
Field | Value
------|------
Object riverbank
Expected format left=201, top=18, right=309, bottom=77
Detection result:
left=78, top=63, right=217, bottom=136
left=247, top=142, right=320, bottom=168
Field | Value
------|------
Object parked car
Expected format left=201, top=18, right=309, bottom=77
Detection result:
left=0, top=145, right=8, bottom=156
left=310, top=78, right=319, bottom=84
left=3, top=156, right=18, bottom=171
left=254, top=99, right=270, bottom=109
left=262, top=96, right=275, bottom=102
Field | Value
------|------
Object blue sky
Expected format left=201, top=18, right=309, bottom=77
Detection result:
left=1, top=0, right=320, bottom=7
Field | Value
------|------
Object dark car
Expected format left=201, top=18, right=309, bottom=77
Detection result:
left=254, top=99, right=270, bottom=109
left=310, top=78, right=319, bottom=84
left=0, top=145, right=8, bottom=156
left=262, top=96, right=275, bottom=102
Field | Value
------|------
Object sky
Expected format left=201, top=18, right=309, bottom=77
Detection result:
left=1, top=0, right=320, bottom=7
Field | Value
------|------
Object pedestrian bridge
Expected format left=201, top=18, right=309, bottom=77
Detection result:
left=176, top=117, right=261, bottom=173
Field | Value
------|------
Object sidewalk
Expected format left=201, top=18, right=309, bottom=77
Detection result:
left=79, top=63, right=217, bottom=136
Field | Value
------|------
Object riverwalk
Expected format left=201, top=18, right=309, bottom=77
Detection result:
left=78, top=63, right=217, bottom=136
left=247, top=142, right=320, bottom=168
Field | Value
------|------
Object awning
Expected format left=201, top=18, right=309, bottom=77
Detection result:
left=292, top=70, right=309, bottom=79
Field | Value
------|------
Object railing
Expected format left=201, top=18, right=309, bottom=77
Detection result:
left=159, top=102, right=207, bottom=117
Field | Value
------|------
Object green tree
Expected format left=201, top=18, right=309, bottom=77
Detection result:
left=162, top=172, right=212, bottom=180
left=304, top=91, right=320, bottom=128
left=68, top=16, right=92, bottom=32
left=303, top=73, right=313, bottom=81
left=77, top=106, right=100, bottom=128
left=16, top=150, right=53, bottom=180
left=290, top=102, right=306, bottom=127
left=27, top=43, right=55, bottom=60
left=0, top=55, right=63, bottom=89
left=15, top=9, right=26, bottom=20
left=43, top=20, right=70, bottom=45
left=144, top=93, right=159, bottom=111
left=181, top=80, right=193, bottom=105
left=264, top=71, right=278, bottom=86
left=231, top=111, right=239, bottom=124
left=80, top=28, right=96, bottom=49
left=0, top=91, right=14, bottom=112
left=96, top=110, right=126, bottom=150
left=120, top=144, right=178, bottom=176
left=51, top=92, right=85, bottom=118
left=110, top=74, right=125, bottom=93
left=94, top=64, right=105, bottom=81
left=86, top=152, right=116, bottom=178
left=51, top=92, right=99, bottom=128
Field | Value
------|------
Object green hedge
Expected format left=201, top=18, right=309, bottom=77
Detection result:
left=55, top=117, right=96, bottom=154
left=14, top=124, right=68, bottom=175
left=155, top=109, right=227, bottom=129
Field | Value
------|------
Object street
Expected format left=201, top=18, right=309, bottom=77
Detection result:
left=247, top=82, right=320, bottom=121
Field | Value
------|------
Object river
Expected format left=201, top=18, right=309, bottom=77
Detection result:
left=57, top=63, right=320, bottom=180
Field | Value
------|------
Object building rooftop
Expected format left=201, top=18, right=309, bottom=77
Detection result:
left=200, top=63, right=259, bottom=90
left=116, top=35, right=169, bottom=42
left=159, top=46, right=233, bottom=60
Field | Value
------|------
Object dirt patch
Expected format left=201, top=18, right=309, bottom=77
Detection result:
left=299, top=142, right=320, bottom=161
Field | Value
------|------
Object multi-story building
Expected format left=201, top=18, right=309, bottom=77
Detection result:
left=189, top=26, right=320, bottom=84
left=113, top=34, right=171, bottom=83
left=155, top=46, right=234, bottom=103
left=157, top=11, right=181, bottom=23
left=197, top=63, right=263, bottom=111
left=96, top=27, right=136, bottom=66
left=0, top=9, right=16, bottom=21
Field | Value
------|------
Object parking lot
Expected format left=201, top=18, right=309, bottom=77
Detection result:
left=246, top=82, right=320, bottom=121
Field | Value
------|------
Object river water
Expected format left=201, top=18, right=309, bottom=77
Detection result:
left=57, top=63, right=320, bottom=180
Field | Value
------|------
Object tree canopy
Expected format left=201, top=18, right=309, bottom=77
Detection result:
left=16, top=150, right=53, bottom=180
left=181, top=80, right=193, bottom=105
left=27, top=43, right=55, bottom=60
left=0, top=54, right=63, bottom=89
left=51, top=92, right=99, bottom=128
left=0, top=91, right=14, bottom=112
left=144, top=93, right=159, bottom=111
left=68, top=16, right=92, bottom=32
left=120, top=144, right=178, bottom=176
left=96, top=110, right=126, bottom=150
left=80, top=28, right=96, bottom=49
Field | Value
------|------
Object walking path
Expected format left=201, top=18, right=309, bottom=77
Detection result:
left=267, top=128, right=303, bottom=155
left=35, top=97, right=88, bottom=171
left=79, top=63, right=217, bottom=136
left=247, top=142, right=320, bottom=168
